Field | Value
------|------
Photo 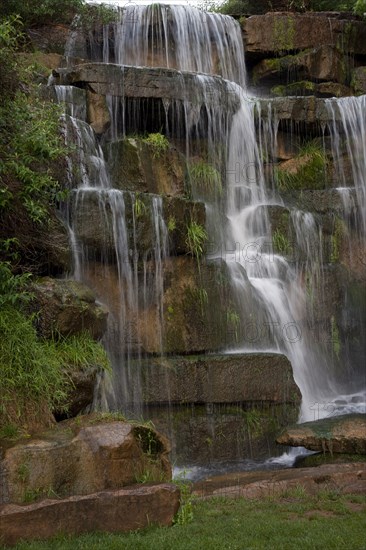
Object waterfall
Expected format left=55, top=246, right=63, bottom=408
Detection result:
left=84, top=4, right=246, bottom=86
left=325, top=95, right=366, bottom=236
left=55, top=86, right=169, bottom=417
left=57, top=4, right=365, bottom=437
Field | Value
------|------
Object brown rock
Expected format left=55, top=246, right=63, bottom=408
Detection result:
left=194, top=462, right=366, bottom=499
left=276, top=413, right=366, bottom=454
left=243, top=14, right=366, bottom=57
left=253, top=46, right=348, bottom=86
left=139, top=353, right=301, bottom=405
left=0, top=484, right=180, bottom=546
left=86, top=90, right=111, bottom=134
left=30, top=277, right=108, bottom=339
left=54, top=64, right=240, bottom=113
left=105, top=138, right=187, bottom=197
left=0, top=420, right=172, bottom=505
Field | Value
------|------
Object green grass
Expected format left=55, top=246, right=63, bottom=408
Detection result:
left=0, top=304, right=110, bottom=429
left=8, top=492, right=366, bottom=549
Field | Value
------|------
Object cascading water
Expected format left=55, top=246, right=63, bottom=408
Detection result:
left=55, top=84, right=170, bottom=416
left=85, top=3, right=246, bottom=86
left=325, top=95, right=366, bottom=236
left=57, top=3, right=365, bottom=470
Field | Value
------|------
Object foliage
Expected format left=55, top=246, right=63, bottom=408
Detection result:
left=0, top=0, right=85, bottom=27
left=226, top=307, right=241, bottom=341
left=0, top=295, right=110, bottom=427
left=133, top=194, right=146, bottom=219
left=188, top=161, right=222, bottom=197
left=275, top=140, right=327, bottom=192
left=272, top=228, right=291, bottom=255
left=216, top=0, right=358, bottom=16
left=0, top=260, right=32, bottom=307
left=173, top=472, right=194, bottom=526
left=185, top=222, right=207, bottom=261
left=0, top=15, right=22, bottom=98
left=143, top=133, right=170, bottom=159
left=354, top=0, right=366, bottom=15
left=73, top=3, right=119, bottom=32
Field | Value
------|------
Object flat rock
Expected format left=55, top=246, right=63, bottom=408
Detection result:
left=0, top=483, right=180, bottom=546
left=194, top=462, right=366, bottom=499
left=54, top=63, right=240, bottom=112
left=139, top=353, right=301, bottom=405
left=276, top=413, right=366, bottom=454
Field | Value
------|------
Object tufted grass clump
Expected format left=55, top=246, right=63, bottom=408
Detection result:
left=0, top=299, right=110, bottom=432
left=188, top=160, right=222, bottom=197
left=142, top=133, right=170, bottom=158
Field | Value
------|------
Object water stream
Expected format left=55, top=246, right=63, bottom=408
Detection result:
left=56, top=4, right=365, bottom=475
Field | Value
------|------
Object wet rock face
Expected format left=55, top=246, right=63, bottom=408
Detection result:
left=0, top=484, right=180, bottom=546
left=0, top=419, right=172, bottom=505
left=244, top=14, right=366, bottom=97
left=277, top=413, right=366, bottom=454
left=242, top=14, right=366, bottom=57
left=30, top=277, right=108, bottom=340
left=54, top=63, right=240, bottom=112
left=139, top=353, right=301, bottom=406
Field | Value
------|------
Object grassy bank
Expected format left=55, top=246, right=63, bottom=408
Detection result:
left=8, top=491, right=366, bottom=550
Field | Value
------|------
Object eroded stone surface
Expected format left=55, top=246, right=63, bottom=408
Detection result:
left=30, top=277, right=108, bottom=339
left=0, top=420, right=171, bottom=505
left=0, top=484, right=180, bottom=546
left=277, top=413, right=366, bottom=454
left=194, top=462, right=366, bottom=499
left=243, top=14, right=366, bottom=57
left=139, top=353, right=300, bottom=405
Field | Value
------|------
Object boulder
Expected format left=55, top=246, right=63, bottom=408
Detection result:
left=0, top=484, right=180, bottom=546
left=0, top=418, right=172, bottom=505
left=30, top=277, right=108, bottom=339
left=276, top=413, right=366, bottom=454
left=139, top=353, right=301, bottom=405
left=242, top=13, right=366, bottom=58
left=151, top=401, right=299, bottom=465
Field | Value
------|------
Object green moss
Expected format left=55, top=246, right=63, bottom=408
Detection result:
left=275, top=140, right=327, bottom=191
left=271, top=80, right=315, bottom=97
left=273, top=16, right=295, bottom=53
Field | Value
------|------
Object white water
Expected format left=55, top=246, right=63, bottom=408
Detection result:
left=55, top=86, right=170, bottom=416
left=59, top=6, right=366, bottom=427
left=86, top=4, right=246, bottom=85
left=325, top=95, right=366, bottom=236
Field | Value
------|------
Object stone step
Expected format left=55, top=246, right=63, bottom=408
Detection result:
left=138, top=353, right=301, bottom=406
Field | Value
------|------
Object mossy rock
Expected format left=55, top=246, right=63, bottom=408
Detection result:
left=277, top=413, right=366, bottom=454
